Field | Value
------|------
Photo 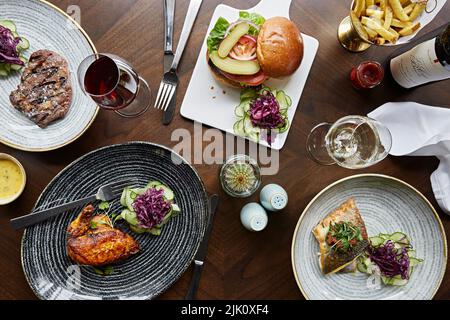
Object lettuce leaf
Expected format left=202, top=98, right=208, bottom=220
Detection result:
left=239, top=11, right=265, bottom=35
left=207, top=17, right=230, bottom=53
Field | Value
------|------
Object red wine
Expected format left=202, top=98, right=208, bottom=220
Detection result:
left=84, top=55, right=138, bottom=110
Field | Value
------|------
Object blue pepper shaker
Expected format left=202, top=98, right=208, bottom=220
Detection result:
left=260, top=184, right=288, bottom=212
left=240, top=203, right=268, bottom=232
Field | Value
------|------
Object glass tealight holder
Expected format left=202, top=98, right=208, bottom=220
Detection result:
left=219, top=155, right=261, bottom=198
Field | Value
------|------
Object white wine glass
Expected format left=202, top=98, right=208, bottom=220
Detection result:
left=306, top=115, right=392, bottom=169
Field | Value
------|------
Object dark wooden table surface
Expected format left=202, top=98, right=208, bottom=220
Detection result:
left=1, top=0, right=449, bottom=300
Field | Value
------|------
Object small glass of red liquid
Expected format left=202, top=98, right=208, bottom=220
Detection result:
left=350, top=61, right=384, bottom=90
left=77, top=53, right=151, bottom=118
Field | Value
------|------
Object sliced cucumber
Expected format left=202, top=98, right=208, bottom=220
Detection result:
left=277, top=118, right=290, bottom=134
left=148, top=228, right=162, bottom=236
left=120, top=187, right=129, bottom=207
left=130, top=224, right=147, bottom=234
left=125, top=189, right=135, bottom=211
left=389, top=232, right=409, bottom=244
left=121, top=209, right=139, bottom=226
left=356, top=260, right=368, bottom=273
left=146, top=180, right=162, bottom=189
left=10, top=63, right=22, bottom=71
left=155, top=185, right=174, bottom=201
left=17, top=37, right=30, bottom=51
left=0, top=20, right=17, bottom=33
left=369, top=237, right=384, bottom=247
left=171, top=203, right=181, bottom=214
left=409, top=257, right=423, bottom=267
left=235, top=100, right=250, bottom=117
left=0, top=64, right=8, bottom=77
left=407, top=250, right=416, bottom=258
left=233, top=119, right=245, bottom=136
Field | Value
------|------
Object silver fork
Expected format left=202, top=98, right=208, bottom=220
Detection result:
left=10, top=179, right=138, bottom=230
left=154, top=0, right=203, bottom=111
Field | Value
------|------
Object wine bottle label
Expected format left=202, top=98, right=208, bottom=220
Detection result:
left=390, top=38, right=450, bottom=88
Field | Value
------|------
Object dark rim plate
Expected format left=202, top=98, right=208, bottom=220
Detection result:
left=21, top=142, right=209, bottom=300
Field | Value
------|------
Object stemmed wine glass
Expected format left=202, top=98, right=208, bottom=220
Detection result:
left=77, top=53, right=151, bottom=118
left=306, top=115, right=392, bottom=169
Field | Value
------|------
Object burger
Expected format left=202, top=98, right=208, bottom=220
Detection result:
left=206, top=12, right=304, bottom=88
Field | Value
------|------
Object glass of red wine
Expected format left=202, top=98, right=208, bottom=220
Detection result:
left=77, top=53, right=151, bottom=117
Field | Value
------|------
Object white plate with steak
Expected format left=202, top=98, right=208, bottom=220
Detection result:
left=0, top=0, right=98, bottom=151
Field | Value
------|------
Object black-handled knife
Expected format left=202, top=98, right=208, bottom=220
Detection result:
left=163, top=0, right=177, bottom=125
left=185, top=194, right=219, bottom=300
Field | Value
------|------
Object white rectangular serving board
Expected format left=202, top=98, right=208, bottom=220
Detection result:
left=180, top=0, right=319, bottom=150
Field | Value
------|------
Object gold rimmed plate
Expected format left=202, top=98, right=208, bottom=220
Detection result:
left=292, top=174, right=447, bottom=300
left=0, top=0, right=98, bottom=152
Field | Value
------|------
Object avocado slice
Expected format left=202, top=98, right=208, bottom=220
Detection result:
left=209, top=51, right=260, bottom=75
left=218, top=22, right=250, bottom=58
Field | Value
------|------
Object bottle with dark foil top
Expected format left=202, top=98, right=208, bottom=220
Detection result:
left=390, top=24, right=450, bottom=89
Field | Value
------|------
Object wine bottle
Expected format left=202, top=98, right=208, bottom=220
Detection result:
left=390, top=24, right=450, bottom=89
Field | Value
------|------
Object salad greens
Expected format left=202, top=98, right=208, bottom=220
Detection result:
left=357, top=232, right=423, bottom=286
left=233, top=85, right=292, bottom=144
left=238, top=12, right=265, bottom=35
left=0, top=20, right=29, bottom=77
left=206, top=11, right=265, bottom=53
left=207, top=17, right=230, bottom=53
left=117, top=180, right=181, bottom=236
left=327, top=221, right=363, bottom=253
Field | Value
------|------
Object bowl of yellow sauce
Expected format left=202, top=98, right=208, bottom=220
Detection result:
left=0, top=153, right=26, bottom=205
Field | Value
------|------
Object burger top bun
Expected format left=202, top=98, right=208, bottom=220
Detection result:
left=257, top=17, right=304, bottom=78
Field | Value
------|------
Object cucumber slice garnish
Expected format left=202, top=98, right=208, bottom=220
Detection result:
left=17, top=37, right=30, bottom=51
left=120, top=187, right=129, bottom=207
left=10, top=63, right=22, bottom=71
left=147, top=228, right=162, bottom=236
left=370, top=236, right=385, bottom=247
left=121, top=209, right=139, bottom=226
left=356, top=260, right=368, bottom=273
left=155, top=185, right=174, bottom=201
left=146, top=180, right=162, bottom=189
left=389, top=232, right=410, bottom=245
left=0, top=20, right=17, bottom=33
left=0, top=64, right=8, bottom=77
left=233, top=119, right=245, bottom=136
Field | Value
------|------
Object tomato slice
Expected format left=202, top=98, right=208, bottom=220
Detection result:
left=229, top=35, right=257, bottom=61
left=221, top=70, right=268, bottom=87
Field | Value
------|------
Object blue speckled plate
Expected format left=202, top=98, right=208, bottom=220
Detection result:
left=292, top=174, right=447, bottom=300
left=21, top=142, right=209, bottom=300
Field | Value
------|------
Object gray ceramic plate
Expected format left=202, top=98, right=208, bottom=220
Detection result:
left=21, top=142, right=209, bottom=300
left=292, top=174, right=447, bottom=300
left=0, top=0, right=98, bottom=151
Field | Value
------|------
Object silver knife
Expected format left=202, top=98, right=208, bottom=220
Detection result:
left=185, top=194, right=219, bottom=300
left=163, top=0, right=176, bottom=125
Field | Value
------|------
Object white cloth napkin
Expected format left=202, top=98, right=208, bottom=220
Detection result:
left=368, top=102, right=450, bottom=215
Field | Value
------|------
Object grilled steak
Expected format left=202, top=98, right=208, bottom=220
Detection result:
left=9, top=50, right=72, bottom=128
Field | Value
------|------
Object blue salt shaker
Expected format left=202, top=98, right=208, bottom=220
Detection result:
left=260, top=184, right=288, bottom=212
left=240, top=203, right=268, bottom=232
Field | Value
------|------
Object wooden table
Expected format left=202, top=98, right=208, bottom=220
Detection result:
left=1, top=0, right=449, bottom=300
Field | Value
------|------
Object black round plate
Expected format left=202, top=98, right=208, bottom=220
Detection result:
left=21, top=142, right=209, bottom=300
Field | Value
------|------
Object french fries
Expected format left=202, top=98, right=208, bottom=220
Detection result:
left=409, top=3, right=426, bottom=21
left=351, top=0, right=425, bottom=44
left=354, top=0, right=366, bottom=18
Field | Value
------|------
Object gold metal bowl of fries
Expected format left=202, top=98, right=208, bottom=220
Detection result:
left=338, top=0, right=428, bottom=52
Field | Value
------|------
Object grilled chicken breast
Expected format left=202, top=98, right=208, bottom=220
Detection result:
left=67, top=205, right=140, bottom=266
left=10, top=50, right=72, bottom=128
left=313, top=198, right=369, bottom=275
